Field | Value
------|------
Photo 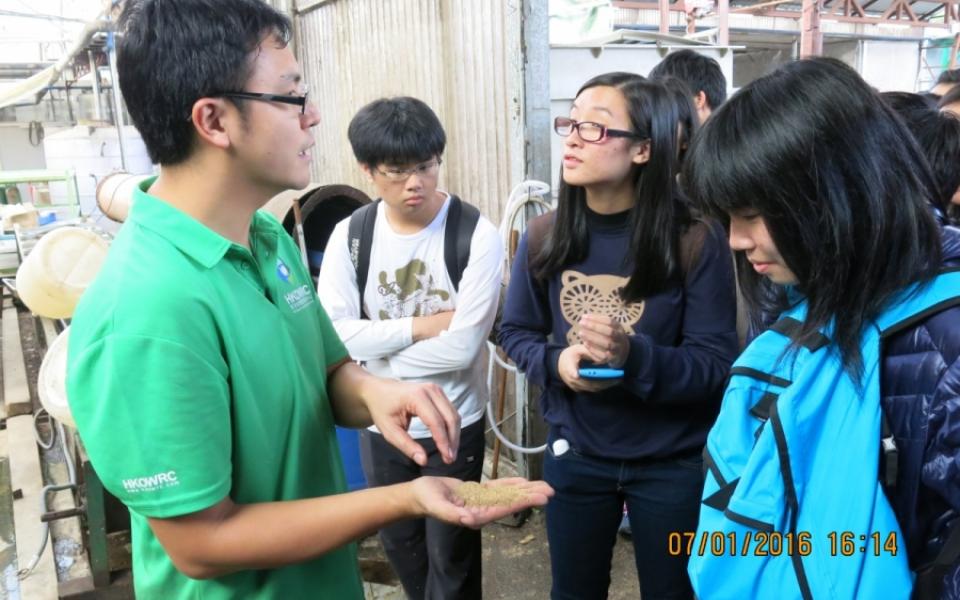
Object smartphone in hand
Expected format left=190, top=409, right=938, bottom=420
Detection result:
left=578, top=367, right=624, bottom=379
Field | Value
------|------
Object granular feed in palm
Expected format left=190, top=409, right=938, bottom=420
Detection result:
left=455, top=481, right=528, bottom=507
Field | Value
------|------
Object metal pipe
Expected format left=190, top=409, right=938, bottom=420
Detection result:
left=616, top=21, right=932, bottom=42
left=107, top=29, right=128, bottom=171
left=523, top=0, right=552, bottom=187
left=88, top=51, right=104, bottom=121
left=41, top=506, right=85, bottom=523
left=731, top=0, right=797, bottom=13
left=294, top=0, right=337, bottom=16
left=0, top=9, right=87, bottom=23
left=19, top=420, right=79, bottom=580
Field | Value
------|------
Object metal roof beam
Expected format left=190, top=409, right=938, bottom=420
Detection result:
left=0, top=9, right=88, bottom=24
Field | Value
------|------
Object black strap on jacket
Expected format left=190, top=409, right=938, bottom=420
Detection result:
left=348, top=196, right=480, bottom=319
left=913, top=523, right=960, bottom=600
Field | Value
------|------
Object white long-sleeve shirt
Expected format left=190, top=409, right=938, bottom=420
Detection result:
left=317, top=193, right=503, bottom=438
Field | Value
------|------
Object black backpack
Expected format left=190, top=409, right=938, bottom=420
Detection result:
left=347, top=196, right=480, bottom=319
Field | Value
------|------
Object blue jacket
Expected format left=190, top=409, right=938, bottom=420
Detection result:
left=882, top=225, right=960, bottom=598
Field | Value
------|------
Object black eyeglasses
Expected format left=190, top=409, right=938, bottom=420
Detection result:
left=217, top=89, right=309, bottom=115
left=554, top=116, right=640, bottom=143
left=375, top=158, right=442, bottom=182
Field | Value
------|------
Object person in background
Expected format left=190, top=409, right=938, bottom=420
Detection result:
left=66, top=2, right=551, bottom=599
left=932, top=67, right=960, bottom=98
left=882, top=91, right=960, bottom=225
left=880, top=90, right=937, bottom=114
left=649, top=49, right=727, bottom=124
left=499, top=71, right=738, bottom=600
left=939, top=84, right=960, bottom=117
left=317, top=96, right=503, bottom=600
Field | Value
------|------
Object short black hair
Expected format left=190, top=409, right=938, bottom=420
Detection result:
left=937, top=68, right=960, bottom=84
left=939, top=83, right=960, bottom=110
left=649, top=49, right=727, bottom=111
left=347, top=97, right=446, bottom=167
left=897, top=107, right=960, bottom=219
left=118, top=0, right=291, bottom=165
left=880, top=91, right=936, bottom=114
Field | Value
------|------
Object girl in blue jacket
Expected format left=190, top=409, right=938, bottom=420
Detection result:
left=682, top=57, right=960, bottom=599
left=498, top=72, right=739, bottom=599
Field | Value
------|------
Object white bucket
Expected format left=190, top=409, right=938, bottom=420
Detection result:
left=96, top=172, right=151, bottom=223
left=15, top=227, right=110, bottom=319
left=38, top=325, right=74, bottom=428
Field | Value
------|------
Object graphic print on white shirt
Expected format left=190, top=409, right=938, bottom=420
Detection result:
left=376, top=258, right=450, bottom=320
left=316, top=192, right=504, bottom=439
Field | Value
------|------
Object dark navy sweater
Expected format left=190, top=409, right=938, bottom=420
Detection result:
left=498, top=208, right=739, bottom=460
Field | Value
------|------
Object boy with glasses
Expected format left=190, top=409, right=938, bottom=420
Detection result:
left=318, top=97, right=503, bottom=600
left=66, top=3, right=549, bottom=599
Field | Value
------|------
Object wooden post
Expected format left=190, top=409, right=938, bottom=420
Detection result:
left=950, top=32, right=960, bottom=69
left=718, top=0, right=730, bottom=46
left=800, top=0, right=823, bottom=57
left=660, top=0, right=670, bottom=34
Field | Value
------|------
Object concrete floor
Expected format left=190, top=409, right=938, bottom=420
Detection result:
left=364, top=508, right=641, bottom=599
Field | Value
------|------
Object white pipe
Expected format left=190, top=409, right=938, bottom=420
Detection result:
left=486, top=341, right=546, bottom=455
left=484, top=179, right=554, bottom=457
left=107, top=29, right=128, bottom=171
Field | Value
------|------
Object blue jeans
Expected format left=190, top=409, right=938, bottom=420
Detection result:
left=544, top=436, right=704, bottom=600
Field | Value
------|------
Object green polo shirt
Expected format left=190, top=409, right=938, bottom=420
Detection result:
left=67, top=178, right=363, bottom=599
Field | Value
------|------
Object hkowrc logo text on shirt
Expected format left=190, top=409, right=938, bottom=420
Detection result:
left=284, top=284, right=314, bottom=313
left=121, top=470, right=180, bottom=494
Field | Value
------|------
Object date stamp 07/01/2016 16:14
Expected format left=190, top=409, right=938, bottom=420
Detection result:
left=667, top=530, right=899, bottom=558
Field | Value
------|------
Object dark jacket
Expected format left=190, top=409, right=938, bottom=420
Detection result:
left=498, top=209, right=739, bottom=460
left=882, top=224, right=960, bottom=599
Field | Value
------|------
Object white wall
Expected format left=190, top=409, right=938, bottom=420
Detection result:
left=43, top=125, right=154, bottom=218
left=0, top=125, right=48, bottom=203
left=0, top=125, right=46, bottom=171
left=860, top=40, right=921, bottom=92
left=733, top=48, right=793, bottom=89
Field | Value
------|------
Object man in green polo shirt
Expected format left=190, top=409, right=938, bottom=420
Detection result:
left=66, top=1, right=551, bottom=598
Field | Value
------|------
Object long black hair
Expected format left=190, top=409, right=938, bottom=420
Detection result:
left=532, top=72, right=697, bottom=303
left=682, top=57, right=941, bottom=378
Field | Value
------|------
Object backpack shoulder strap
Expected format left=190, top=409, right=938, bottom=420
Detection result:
left=878, top=268, right=960, bottom=338
left=525, top=211, right=555, bottom=266
left=443, top=195, right=480, bottom=292
left=679, top=219, right=710, bottom=279
left=913, top=522, right=960, bottom=600
left=347, top=200, right=380, bottom=319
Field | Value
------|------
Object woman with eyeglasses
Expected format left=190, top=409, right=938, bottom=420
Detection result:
left=498, top=72, right=739, bottom=599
